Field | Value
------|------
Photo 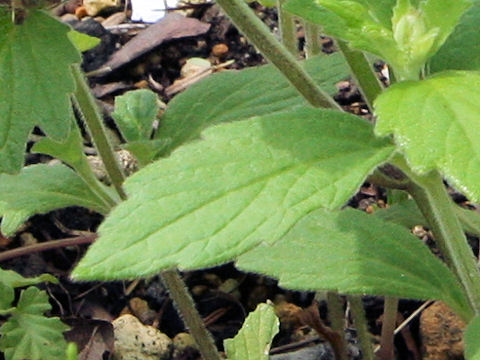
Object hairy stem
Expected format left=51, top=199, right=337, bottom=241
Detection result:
left=71, top=65, right=127, bottom=200
left=161, top=270, right=222, bottom=360
left=336, top=40, right=383, bottom=111
left=216, top=0, right=340, bottom=110
left=277, top=0, right=297, bottom=55
left=394, top=157, right=480, bottom=319
left=348, top=296, right=374, bottom=360
left=304, top=21, right=322, bottom=58
left=326, top=292, right=349, bottom=360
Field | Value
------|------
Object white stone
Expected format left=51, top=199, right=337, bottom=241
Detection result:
left=131, top=0, right=178, bottom=23
left=113, top=314, right=172, bottom=360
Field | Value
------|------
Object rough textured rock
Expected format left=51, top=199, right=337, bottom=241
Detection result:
left=112, top=314, right=172, bottom=360
left=420, top=301, right=465, bottom=360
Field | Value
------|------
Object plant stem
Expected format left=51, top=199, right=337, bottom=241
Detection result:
left=336, top=40, right=383, bottom=111
left=376, top=297, right=398, bottom=360
left=348, top=296, right=374, bottom=360
left=161, top=270, right=222, bottom=360
left=71, top=65, right=127, bottom=200
left=304, top=21, right=322, bottom=58
left=216, top=0, right=340, bottom=110
left=72, top=65, right=222, bottom=360
left=277, top=0, right=297, bottom=56
left=394, top=158, right=480, bottom=319
left=326, top=292, right=349, bottom=360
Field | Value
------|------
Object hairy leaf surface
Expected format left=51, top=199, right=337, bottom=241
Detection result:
left=0, top=287, right=69, bottom=360
left=0, top=164, right=111, bottom=235
left=236, top=208, right=470, bottom=318
left=465, top=316, right=480, bottom=360
left=375, top=71, right=480, bottom=202
left=0, top=9, right=80, bottom=173
left=224, top=303, right=279, bottom=360
left=72, top=108, right=394, bottom=280
left=156, top=53, right=348, bottom=153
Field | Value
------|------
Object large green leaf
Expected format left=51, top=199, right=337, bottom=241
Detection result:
left=156, top=53, right=348, bottom=153
left=224, top=303, right=279, bottom=360
left=375, top=71, right=480, bottom=202
left=0, top=164, right=111, bottom=236
left=236, top=208, right=471, bottom=319
left=0, top=9, right=80, bottom=173
left=0, top=287, right=69, bottom=360
left=71, top=108, right=395, bottom=280
left=429, top=2, right=480, bottom=72
left=465, top=316, right=480, bottom=360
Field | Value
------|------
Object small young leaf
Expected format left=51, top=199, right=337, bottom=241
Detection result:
left=72, top=108, right=394, bottom=280
left=465, top=316, right=480, bottom=360
left=429, top=3, right=480, bottom=72
left=224, top=303, right=279, bottom=360
left=0, top=8, right=80, bottom=173
left=156, top=53, right=348, bottom=153
left=67, top=30, right=100, bottom=52
left=0, top=287, right=69, bottom=360
left=375, top=71, right=480, bottom=202
left=0, top=268, right=58, bottom=288
left=0, top=164, right=111, bottom=236
left=112, top=89, right=159, bottom=142
left=236, top=208, right=471, bottom=319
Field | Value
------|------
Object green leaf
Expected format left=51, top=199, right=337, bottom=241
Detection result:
left=0, top=287, right=69, bottom=360
left=224, top=303, right=279, bottom=360
left=0, top=9, right=81, bottom=173
left=429, top=2, right=480, bottom=72
left=122, top=139, right=170, bottom=167
left=284, top=0, right=471, bottom=81
left=374, top=199, right=480, bottom=237
left=465, top=316, right=480, bottom=360
left=236, top=208, right=471, bottom=319
left=0, top=268, right=58, bottom=288
left=71, top=108, right=394, bottom=280
left=67, top=30, right=100, bottom=52
left=32, top=122, right=86, bottom=168
left=374, top=70, right=480, bottom=202
left=0, top=282, right=14, bottom=311
left=156, top=53, right=348, bottom=154
left=112, top=89, right=159, bottom=142
left=0, top=164, right=111, bottom=236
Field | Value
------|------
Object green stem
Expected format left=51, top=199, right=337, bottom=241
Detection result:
left=326, top=292, right=349, bottom=360
left=73, top=157, right=118, bottom=209
left=215, top=0, right=340, bottom=110
left=336, top=40, right=383, bottom=111
left=161, top=270, right=222, bottom=360
left=348, top=296, right=374, bottom=360
left=277, top=0, right=297, bottom=56
left=304, top=21, right=322, bottom=58
left=376, top=297, right=398, bottom=360
left=71, top=65, right=127, bottom=200
left=394, top=158, right=480, bottom=319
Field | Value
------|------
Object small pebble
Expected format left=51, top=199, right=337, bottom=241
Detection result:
left=212, top=43, right=229, bottom=57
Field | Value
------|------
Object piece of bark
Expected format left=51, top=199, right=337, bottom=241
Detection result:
left=99, top=13, right=210, bottom=73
